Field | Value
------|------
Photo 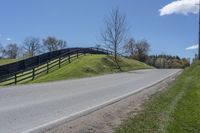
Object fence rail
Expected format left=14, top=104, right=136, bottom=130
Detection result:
left=0, top=47, right=113, bottom=86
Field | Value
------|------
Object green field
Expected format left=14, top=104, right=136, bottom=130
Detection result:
left=31, top=54, right=151, bottom=83
left=0, top=58, right=19, bottom=66
left=116, top=61, right=200, bottom=133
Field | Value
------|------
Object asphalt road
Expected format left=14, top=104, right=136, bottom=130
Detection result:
left=0, top=69, right=181, bottom=133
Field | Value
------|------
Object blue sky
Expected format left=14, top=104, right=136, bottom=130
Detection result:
left=0, top=0, right=199, bottom=59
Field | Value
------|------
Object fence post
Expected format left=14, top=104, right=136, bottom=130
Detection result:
left=68, top=55, right=71, bottom=63
left=77, top=52, right=79, bottom=58
left=47, top=61, right=49, bottom=74
left=59, top=57, right=61, bottom=68
left=14, top=74, right=17, bottom=85
left=32, top=68, right=35, bottom=80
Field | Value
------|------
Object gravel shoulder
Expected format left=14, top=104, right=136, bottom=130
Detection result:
left=47, top=71, right=182, bottom=133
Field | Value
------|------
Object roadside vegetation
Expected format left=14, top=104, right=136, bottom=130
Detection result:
left=146, top=55, right=190, bottom=69
left=31, top=54, right=151, bottom=83
left=116, top=61, right=200, bottom=133
left=123, top=38, right=190, bottom=69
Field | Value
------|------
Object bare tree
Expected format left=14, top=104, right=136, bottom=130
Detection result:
left=57, top=40, right=67, bottom=49
left=5, top=43, right=19, bottom=59
left=101, top=7, right=128, bottom=70
left=135, top=39, right=150, bottom=55
left=43, top=36, right=67, bottom=52
left=134, top=39, right=150, bottom=62
left=43, top=37, right=57, bottom=52
left=123, top=38, right=136, bottom=56
left=17, top=46, right=25, bottom=59
left=23, top=37, right=41, bottom=57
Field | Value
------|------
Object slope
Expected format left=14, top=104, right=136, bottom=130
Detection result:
left=31, top=54, right=151, bottom=83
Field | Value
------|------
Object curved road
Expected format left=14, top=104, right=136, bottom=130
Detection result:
left=0, top=69, right=181, bottom=133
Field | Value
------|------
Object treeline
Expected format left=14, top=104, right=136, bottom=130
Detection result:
left=146, top=55, right=190, bottom=69
left=123, top=38, right=190, bottom=69
left=0, top=36, right=67, bottom=59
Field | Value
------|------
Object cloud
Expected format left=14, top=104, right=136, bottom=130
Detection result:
left=186, top=44, right=198, bottom=50
left=159, top=0, right=199, bottom=16
left=6, top=38, right=11, bottom=41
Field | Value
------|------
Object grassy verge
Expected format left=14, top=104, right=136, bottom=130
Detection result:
left=31, top=54, right=151, bottom=83
left=116, top=61, right=200, bottom=133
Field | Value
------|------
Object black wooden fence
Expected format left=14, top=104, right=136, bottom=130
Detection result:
left=0, top=47, right=113, bottom=85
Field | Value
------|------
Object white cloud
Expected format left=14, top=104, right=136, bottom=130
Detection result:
left=6, top=38, right=11, bottom=41
left=159, top=0, right=199, bottom=16
left=186, top=44, right=198, bottom=50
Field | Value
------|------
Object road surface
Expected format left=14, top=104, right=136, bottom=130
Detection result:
left=0, top=69, right=181, bottom=133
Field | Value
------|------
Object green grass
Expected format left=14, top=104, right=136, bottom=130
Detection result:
left=116, top=61, right=200, bottom=133
left=31, top=54, right=151, bottom=83
left=0, top=58, right=19, bottom=66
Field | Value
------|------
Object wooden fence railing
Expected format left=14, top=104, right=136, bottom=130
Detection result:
left=0, top=47, right=113, bottom=86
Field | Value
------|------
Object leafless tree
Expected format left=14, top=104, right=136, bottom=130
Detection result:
left=5, top=43, right=19, bottom=59
left=101, top=7, right=128, bottom=70
left=43, top=36, right=67, bottom=52
left=123, top=38, right=150, bottom=62
left=23, top=37, right=41, bottom=57
left=134, top=39, right=150, bottom=62
left=123, top=38, right=136, bottom=56
left=57, top=40, right=67, bottom=49
left=135, top=39, right=150, bottom=55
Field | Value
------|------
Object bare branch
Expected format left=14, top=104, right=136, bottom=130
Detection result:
left=23, top=37, right=41, bottom=57
left=43, top=36, right=67, bottom=52
left=101, top=7, right=128, bottom=62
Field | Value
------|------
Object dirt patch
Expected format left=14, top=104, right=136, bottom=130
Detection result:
left=47, top=71, right=182, bottom=133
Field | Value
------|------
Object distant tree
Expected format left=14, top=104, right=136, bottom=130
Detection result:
left=154, top=58, right=162, bottom=68
left=181, top=58, right=190, bottom=68
left=154, top=58, right=167, bottom=68
left=0, top=43, right=6, bottom=58
left=171, top=59, right=183, bottom=68
left=43, top=36, right=67, bottom=52
left=147, top=54, right=190, bottom=69
left=5, top=43, right=19, bottom=58
left=101, top=7, right=128, bottom=70
left=146, top=55, right=156, bottom=67
left=123, top=38, right=136, bottom=56
left=133, top=39, right=150, bottom=62
left=57, top=40, right=67, bottom=49
left=23, top=37, right=41, bottom=57
left=43, top=37, right=57, bottom=52
left=17, top=46, right=25, bottom=59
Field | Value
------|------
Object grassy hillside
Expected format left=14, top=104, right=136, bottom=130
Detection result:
left=116, top=61, right=200, bottom=133
left=31, top=54, right=151, bottom=83
left=0, top=58, right=19, bottom=66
